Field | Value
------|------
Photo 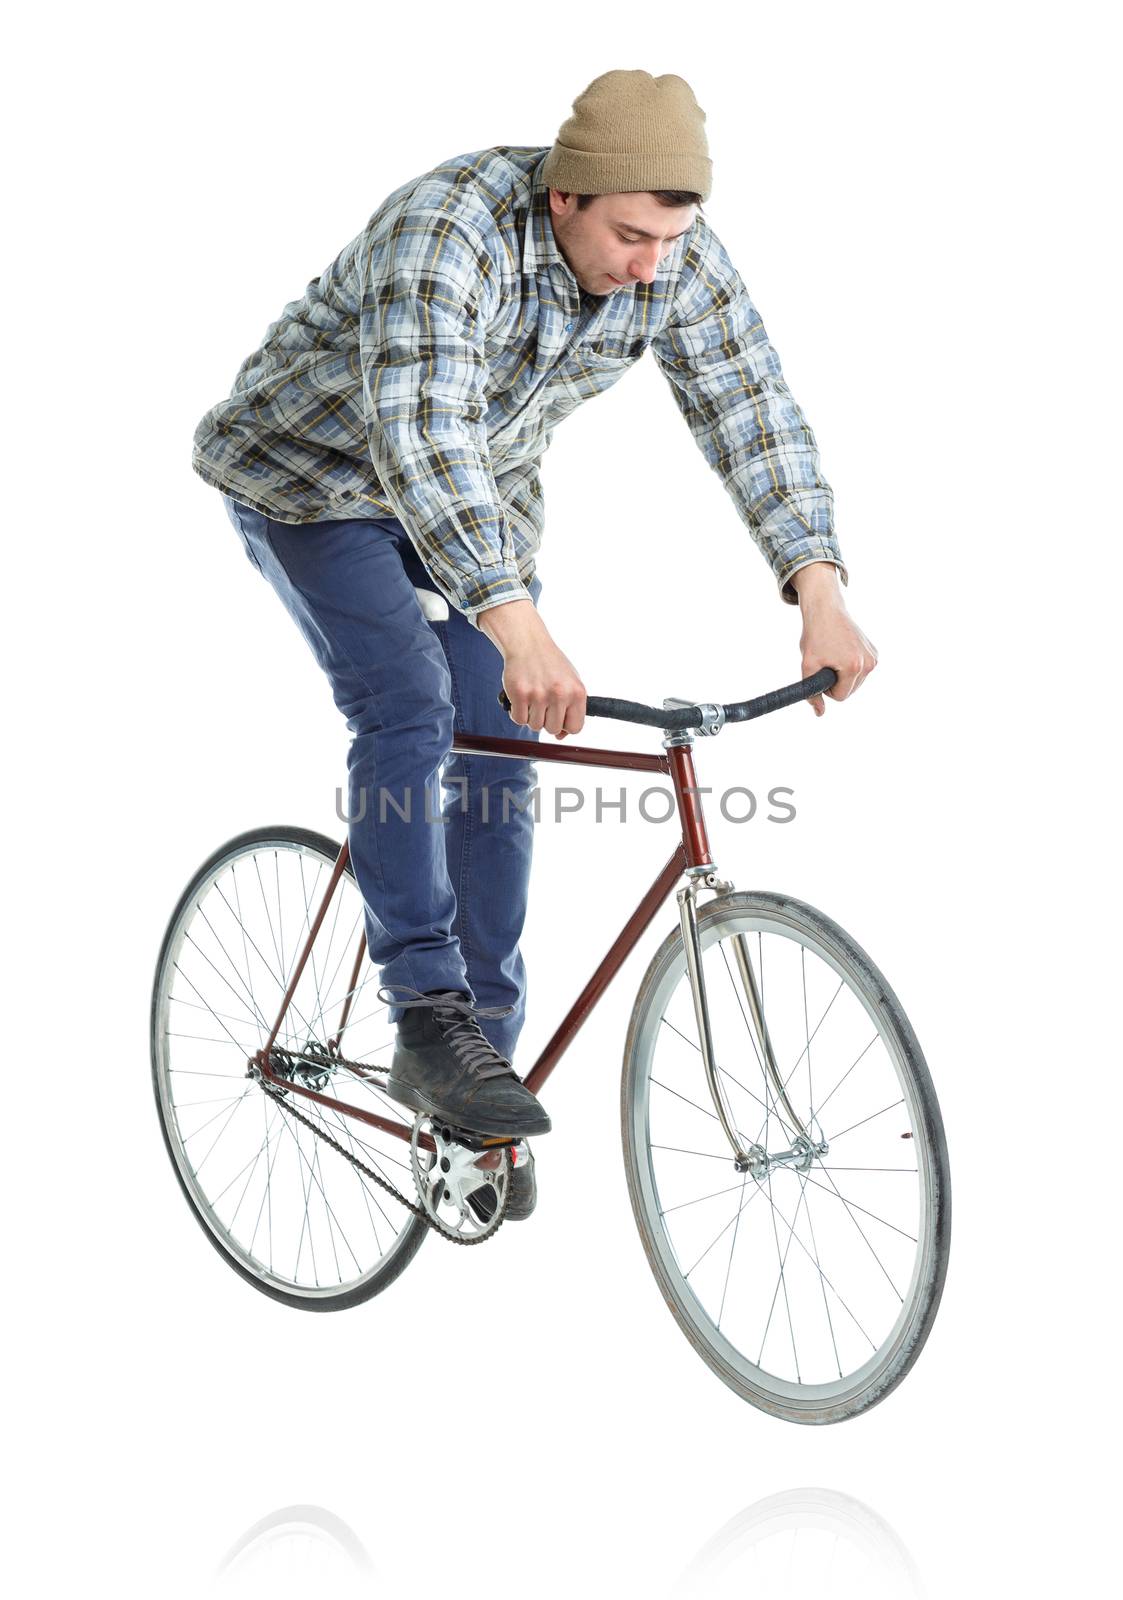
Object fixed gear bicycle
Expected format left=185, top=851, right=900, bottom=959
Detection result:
left=151, top=666, right=951, bottom=1425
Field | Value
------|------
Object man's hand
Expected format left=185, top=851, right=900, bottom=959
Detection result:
left=478, top=598, right=587, bottom=738
left=790, top=563, right=878, bottom=717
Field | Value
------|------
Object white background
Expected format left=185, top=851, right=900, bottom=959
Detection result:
left=7, top=1, right=1118, bottom=1594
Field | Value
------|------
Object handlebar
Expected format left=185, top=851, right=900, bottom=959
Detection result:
left=498, top=668, right=838, bottom=730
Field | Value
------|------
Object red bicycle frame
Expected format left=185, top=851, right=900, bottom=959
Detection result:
left=251, top=729, right=715, bottom=1148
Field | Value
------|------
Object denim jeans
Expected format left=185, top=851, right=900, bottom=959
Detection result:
left=222, top=495, right=541, bottom=1064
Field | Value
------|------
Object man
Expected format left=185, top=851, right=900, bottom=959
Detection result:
left=191, top=69, right=877, bottom=1222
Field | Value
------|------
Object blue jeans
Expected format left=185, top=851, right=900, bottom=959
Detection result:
left=222, top=495, right=541, bottom=1063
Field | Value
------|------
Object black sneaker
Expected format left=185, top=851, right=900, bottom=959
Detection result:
left=467, top=1145, right=537, bottom=1224
left=379, top=985, right=551, bottom=1139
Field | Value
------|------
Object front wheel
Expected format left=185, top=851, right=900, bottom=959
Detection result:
left=621, top=890, right=950, bottom=1423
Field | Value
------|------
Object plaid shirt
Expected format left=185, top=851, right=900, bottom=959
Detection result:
left=192, top=146, right=845, bottom=625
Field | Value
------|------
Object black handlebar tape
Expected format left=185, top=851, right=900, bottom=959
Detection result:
left=497, top=668, right=838, bottom=728
left=722, top=667, right=838, bottom=723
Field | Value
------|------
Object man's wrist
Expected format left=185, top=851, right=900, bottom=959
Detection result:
left=477, top=596, right=543, bottom=652
left=790, top=561, right=844, bottom=606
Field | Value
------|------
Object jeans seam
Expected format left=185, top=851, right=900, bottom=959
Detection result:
left=262, top=514, right=451, bottom=995
left=438, top=621, right=476, bottom=994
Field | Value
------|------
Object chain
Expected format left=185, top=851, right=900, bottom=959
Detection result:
left=257, top=1067, right=509, bottom=1247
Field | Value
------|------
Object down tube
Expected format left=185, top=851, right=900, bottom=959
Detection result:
left=523, top=844, right=688, bottom=1097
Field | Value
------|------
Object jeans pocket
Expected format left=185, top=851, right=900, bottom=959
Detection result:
left=223, top=495, right=265, bottom=574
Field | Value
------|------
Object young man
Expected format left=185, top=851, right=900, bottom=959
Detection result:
left=191, top=70, right=876, bottom=1221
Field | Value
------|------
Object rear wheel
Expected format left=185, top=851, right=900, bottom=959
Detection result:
left=622, top=889, right=950, bottom=1422
left=151, top=826, right=427, bottom=1310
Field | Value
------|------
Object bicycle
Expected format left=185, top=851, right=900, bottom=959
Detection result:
left=152, top=663, right=951, bottom=1424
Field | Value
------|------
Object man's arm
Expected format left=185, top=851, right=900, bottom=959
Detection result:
left=359, top=205, right=532, bottom=625
left=651, top=224, right=876, bottom=709
left=360, top=203, right=587, bottom=733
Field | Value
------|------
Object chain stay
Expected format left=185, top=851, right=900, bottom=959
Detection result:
left=257, top=1074, right=509, bottom=1247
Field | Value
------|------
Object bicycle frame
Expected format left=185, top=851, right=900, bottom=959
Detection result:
left=251, top=728, right=723, bottom=1152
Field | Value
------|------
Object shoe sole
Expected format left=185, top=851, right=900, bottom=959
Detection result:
left=384, top=1078, right=552, bottom=1139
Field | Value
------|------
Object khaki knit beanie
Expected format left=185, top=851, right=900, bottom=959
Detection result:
left=541, top=70, right=712, bottom=202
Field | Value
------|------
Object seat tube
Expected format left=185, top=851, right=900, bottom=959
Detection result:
left=666, top=741, right=713, bottom=871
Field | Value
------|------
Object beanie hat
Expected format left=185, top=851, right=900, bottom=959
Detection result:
left=541, top=70, right=712, bottom=202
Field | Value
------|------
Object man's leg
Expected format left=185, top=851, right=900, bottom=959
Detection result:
left=420, top=571, right=543, bottom=1066
left=222, top=496, right=470, bottom=1021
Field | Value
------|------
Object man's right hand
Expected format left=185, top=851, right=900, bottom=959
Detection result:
left=478, top=598, right=586, bottom=738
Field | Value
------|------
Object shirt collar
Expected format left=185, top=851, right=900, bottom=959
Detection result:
left=523, top=151, right=571, bottom=280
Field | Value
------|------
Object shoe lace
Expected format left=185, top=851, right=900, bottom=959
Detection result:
left=377, top=984, right=518, bottom=1082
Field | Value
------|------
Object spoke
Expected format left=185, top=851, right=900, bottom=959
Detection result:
left=747, top=1179, right=878, bottom=1354
left=191, top=901, right=276, bottom=1035
left=661, top=1008, right=783, bottom=1133
left=819, top=1165, right=918, bottom=1173
left=781, top=976, right=846, bottom=1091
left=208, top=879, right=319, bottom=1045
left=757, top=1168, right=805, bottom=1379
left=810, top=1163, right=906, bottom=1300
left=206, top=1102, right=283, bottom=1211
left=683, top=1183, right=766, bottom=1280
left=650, top=1076, right=750, bottom=1147
left=227, top=1101, right=283, bottom=1233
left=828, top=1098, right=906, bottom=1144
left=320, top=1089, right=402, bottom=1237
left=287, top=1115, right=320, bottom=1287
left=247, top=1102, right=286, bottom=1267
left=717, top=1171, right=750, bottom=1329
left=275, top=1107, right=366, bottom=1280
left=180, top=1088, right=255, bottom=1145
left=651, top=1143, right=732, bottom=1162
left=190, top=1090, right=254, bottom=1179
left=718, top=942, right=766, bottom=1078
left=812, top=1033, right=881, bottom=1123
left=802, top=1182, right=843, bottom=1380
left=170, top=993, right=268, bottom=1031
left=171, top=959, right=259, bottom=1054
left=231, top=860, right=265, bottom=1054
left=660, top=1181, right=750, bottom=1217
left=803, top=1165, right=918, bottom=1240
left=251, top=852, right=286, bottom=990
left=171, top=1092, right=249, bottom=1111
left=313, top=1141, right=344, bottom=1284
left=168, top=1067, right=246, bottom=1080
left=166, top=1031, right=253, bottom=1047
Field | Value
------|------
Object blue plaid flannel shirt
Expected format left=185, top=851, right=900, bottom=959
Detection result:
left=192, top=146, right=846, bottom=625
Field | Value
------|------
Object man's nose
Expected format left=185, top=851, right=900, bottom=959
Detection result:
left=627, top=243, right=662, bottom=284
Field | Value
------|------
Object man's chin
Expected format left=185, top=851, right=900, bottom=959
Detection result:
left=579, top=276, right=623, bottom=297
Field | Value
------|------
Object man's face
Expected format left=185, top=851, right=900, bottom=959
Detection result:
left=547, top=189, right=697, bottom=296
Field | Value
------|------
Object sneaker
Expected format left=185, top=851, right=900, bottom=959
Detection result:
left=379, top=985, right=551, bottom=1139
left=467, top=1145, right=537, bottom=1224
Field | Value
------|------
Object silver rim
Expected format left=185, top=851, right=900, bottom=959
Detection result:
left=625, top=895, right=938, bottom=1414
left=153, top=835, right=424, bottom=1300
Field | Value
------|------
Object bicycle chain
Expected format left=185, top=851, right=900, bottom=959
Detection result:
left=257, top=1073, right=509, bottom=1247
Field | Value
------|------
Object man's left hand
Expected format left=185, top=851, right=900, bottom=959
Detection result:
left=790, top=563, right=878, bottom=717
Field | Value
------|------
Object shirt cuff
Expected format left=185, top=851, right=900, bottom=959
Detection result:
left=451, top=566, right=535, bottom=628
left=777, top=551, right=849, bottom=606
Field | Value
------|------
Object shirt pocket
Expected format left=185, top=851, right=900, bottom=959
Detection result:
left=547, top=341, right=638, bottom=415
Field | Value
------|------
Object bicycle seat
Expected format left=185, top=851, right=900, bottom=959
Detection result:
left=413, top=585, right=449, bottom=622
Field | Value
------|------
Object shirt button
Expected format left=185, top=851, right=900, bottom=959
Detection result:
left=565, top=321, right=573, bottom=332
